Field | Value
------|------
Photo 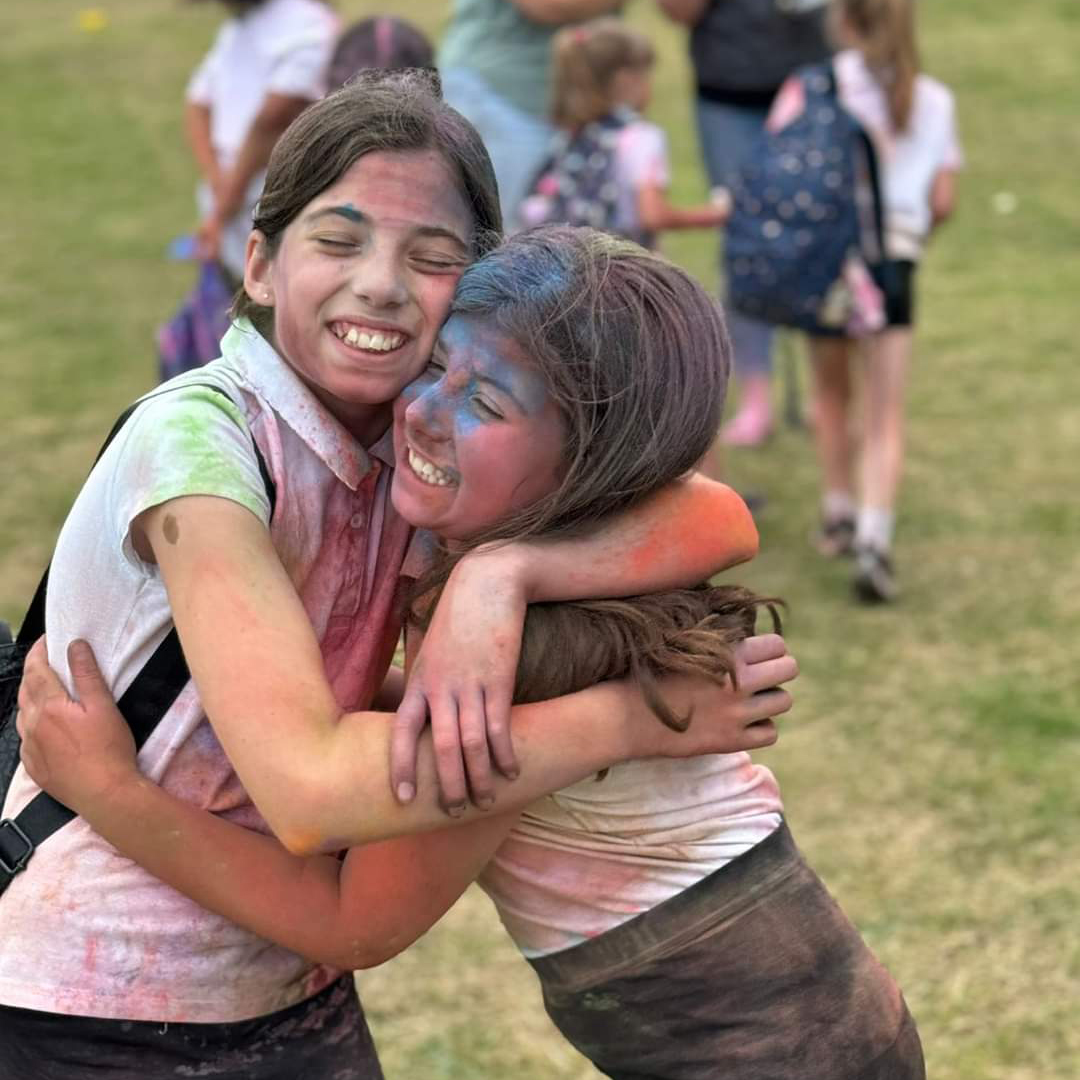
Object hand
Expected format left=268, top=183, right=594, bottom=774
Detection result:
left=392, top=550, right=525, bottom=813
left=16, top=638, right=138, bottom=811
left=637, top=634, right=797, bottom=758
left=196, top=210, right=224, bottom=264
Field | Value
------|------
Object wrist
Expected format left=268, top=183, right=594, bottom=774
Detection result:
left=608, top=680, right=657, bottom=762
left=77, top=768, right=145, bottom=831
left=455, top=542, right=536, bottom=601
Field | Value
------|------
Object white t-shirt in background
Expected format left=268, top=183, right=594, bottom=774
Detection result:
left=834, top=48, right=963, bottom=260
left=185, top=0, right=338, bottom=277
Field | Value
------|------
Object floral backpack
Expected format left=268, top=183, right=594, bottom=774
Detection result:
left=518, top=109, right=651, bottom=247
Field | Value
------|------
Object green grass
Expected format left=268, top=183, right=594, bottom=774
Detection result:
left=4, top=2, right=1079, bottom=1077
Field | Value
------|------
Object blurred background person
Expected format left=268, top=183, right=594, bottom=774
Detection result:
left=158, top=0, right=337, bottom=380
left=802, top=0, right=961, bottom=602
left=659, top=0, right=831, bottom=447
left=518, top=19, right=728, bottom=247
left=438, top=0, right=623, bottom=224
left=325, top=15, right=435, bottom=93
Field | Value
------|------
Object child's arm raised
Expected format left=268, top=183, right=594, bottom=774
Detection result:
left=393, top=473, right=759, bottom=806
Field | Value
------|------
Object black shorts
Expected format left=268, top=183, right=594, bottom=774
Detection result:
left=529, top=822, right=925, bottom=1080
left=871, top=259, right=916, bottom=328
left=0, top=974, right=383, bottom=1080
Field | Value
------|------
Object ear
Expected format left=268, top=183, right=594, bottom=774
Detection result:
left=243, top=229, right=275, bottom=308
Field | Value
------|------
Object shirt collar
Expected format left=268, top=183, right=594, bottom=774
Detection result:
left=220, top=319, right=396, bottom=488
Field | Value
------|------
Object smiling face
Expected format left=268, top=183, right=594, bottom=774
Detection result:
left=244, top=149, right=474, bottom=445
left=391, top=315, right=567, bottom=541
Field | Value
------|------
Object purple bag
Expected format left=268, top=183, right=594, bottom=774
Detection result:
left=156, top=261, right=234, bottom=382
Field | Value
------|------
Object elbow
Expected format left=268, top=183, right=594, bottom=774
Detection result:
left=931, top=202, right=954, bottom=229
left=325, top=929, right=417, bottom=972
left=260, top=773, right=350, bottom=857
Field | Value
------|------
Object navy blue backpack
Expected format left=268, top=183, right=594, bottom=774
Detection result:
left=725, top=62, right=885, bottom=336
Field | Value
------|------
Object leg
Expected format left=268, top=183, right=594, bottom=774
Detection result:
left=858, top=327, right=912, bottom=515
left=808, top=334, right=857, bottom=555
left=852, top=328, right=912, bottom=602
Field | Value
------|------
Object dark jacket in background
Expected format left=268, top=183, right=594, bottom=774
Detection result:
left=691, top=0, right=831, bottom=105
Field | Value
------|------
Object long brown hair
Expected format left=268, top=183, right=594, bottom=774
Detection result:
left=832, top=0, right=920, bottom=131
left=408, top=225, right=732, bottom=614
left=234, top=69, right=502, bottom=335
left=514, top=585, right=782, bottom=734
left=550, top=18, right=654, bottom=130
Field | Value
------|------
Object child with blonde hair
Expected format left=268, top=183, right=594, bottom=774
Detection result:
left=519, top=18, right=728, bottom=247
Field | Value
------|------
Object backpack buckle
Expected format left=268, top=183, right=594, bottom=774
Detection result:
left=0, top=818, right=34, bottom=875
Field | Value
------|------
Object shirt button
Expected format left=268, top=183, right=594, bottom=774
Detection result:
left=350, top=513, right=365, bottom=529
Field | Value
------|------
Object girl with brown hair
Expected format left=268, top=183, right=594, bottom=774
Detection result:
left=20, top=229, right=916, bottom=1077
left=1, top=71, right=788, bottom=1078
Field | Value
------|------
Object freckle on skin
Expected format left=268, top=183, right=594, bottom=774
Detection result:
left=163, top=515, right=180, bottom=545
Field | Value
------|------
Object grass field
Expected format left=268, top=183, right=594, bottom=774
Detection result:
left=4, top=2, right=1079, bottom=1077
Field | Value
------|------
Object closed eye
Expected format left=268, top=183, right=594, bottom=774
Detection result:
left=472, top=397, right=503, bottom=420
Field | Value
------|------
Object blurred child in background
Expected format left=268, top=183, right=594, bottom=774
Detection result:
left=796, top=0, right=961, bottom=601
left=158, top=0, right=338, bottom=380
left=325, top=15, right=434, bottom=93
left=519, top=19, right=728, bottom=248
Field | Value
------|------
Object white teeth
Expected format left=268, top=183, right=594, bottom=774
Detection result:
left=408, top=447, right=455, bottom=487
left=337, top=326, right=405, bottom=352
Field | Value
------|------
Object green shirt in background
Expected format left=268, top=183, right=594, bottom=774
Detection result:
left=438, top=0, right=556, bottom=119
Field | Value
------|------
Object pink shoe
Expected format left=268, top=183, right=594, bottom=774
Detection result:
left=720, top=410, right=773, bottom=448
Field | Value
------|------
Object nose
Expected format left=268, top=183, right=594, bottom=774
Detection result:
left=404, top=380, right=452, bottom=446
left=349, top=245, right=409, bottom=309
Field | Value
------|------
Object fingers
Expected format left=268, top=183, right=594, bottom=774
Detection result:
left=737, top=655, right=799, bottom=696
left=428, top=696, right=467, bottom=817
left=739, top=719, right=779, bottom=751
left=456, top=688, right=494, bottom=811
left=66, top=639, right=110, bottom=704
left=735, top=633, right=789, bottom=665
left=484, top=684, right=519, bottom=784
left=740, top=687, right=793, bottom=726
left=390, top=689, right=428, bottom=804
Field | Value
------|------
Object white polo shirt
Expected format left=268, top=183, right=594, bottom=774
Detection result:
left=0, top=320, right=412, bottom=1022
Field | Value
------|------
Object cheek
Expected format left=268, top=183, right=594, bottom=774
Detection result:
left=416, top=276, right=461, bottom=341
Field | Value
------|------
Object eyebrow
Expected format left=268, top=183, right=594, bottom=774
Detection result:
left=306, top=206, right=469, bottom=250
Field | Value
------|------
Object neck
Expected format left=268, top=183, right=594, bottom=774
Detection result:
left=309, top=382, right=393, bottom=447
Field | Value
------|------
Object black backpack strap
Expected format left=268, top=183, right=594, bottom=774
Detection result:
left=0, top=383, right=275, bottom=883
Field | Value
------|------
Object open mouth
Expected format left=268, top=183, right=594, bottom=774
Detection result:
left=331, top=321, right=407, bottom=354
left=407, top=446, right=457, bottom=487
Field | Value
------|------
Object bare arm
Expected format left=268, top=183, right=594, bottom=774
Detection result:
left=29, top=491, right=774, bottom=857
left=394, top=474, right=760, bottom=803
left=929, top=167, right=957, bottom=230
left=198, top=93, right=312, bottom=261
left=656, top=0, right=710, bottom=26
left=510, top=0, right=622, bottom=26
left=184, top=100, right=219, bottom=187
left=636, top=180, right=728, bottom=233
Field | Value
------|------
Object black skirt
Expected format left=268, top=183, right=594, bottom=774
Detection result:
left=0, top=974, right=383, bottom=1080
